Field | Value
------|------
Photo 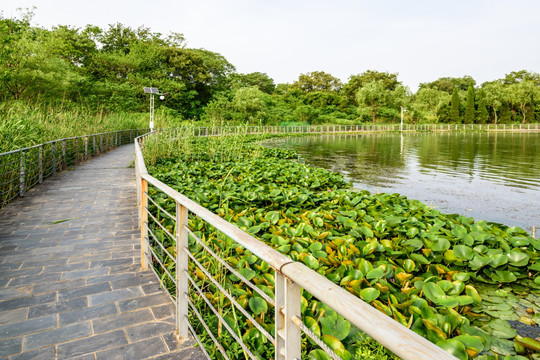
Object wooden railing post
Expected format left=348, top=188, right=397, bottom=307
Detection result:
left=176, top=202, right=189, bottom=340
left=275, top=272, right=301, bottom=360
left=141, top=178, right=149, bottom=270
left=19, top=151, right=26, bottom=197
left=38, top=145, right=43, bottom=184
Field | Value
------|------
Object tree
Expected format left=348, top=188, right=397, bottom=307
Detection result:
left=419, top=76, right=476, bottom=94
left=356, top=80, right=387, bottom=123
left=476, top=91, right=489, bottom=124
left=343, top=70, right=400, bottom=105
left=293, top=71, right=342, bottom=93
left=507, top=80, right=538, bottom=123
left=229, top=72, right=275, bottom=94
left=482, top=81, right=504, bottom=124
left=450, top=88, right=461, bottom=123
left=464, top=85, right=475, bottom=123
left=414, top=88, right=451, bottom=123
left=500, top=101, right=512, bottom=123
left=231, top=86, right=267, bottom=123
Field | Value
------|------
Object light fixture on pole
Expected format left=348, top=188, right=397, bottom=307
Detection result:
left=143, top=87, right=166, bottom=132
left=400, top=106, right=407, bottom=132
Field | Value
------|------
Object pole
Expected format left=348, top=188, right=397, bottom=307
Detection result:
left=400, top=107, right=405, bottom=132
left=149, top=93, right=155, bottom=132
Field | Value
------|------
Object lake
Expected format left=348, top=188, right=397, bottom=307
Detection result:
left=266, top=131, right=540, bottom=235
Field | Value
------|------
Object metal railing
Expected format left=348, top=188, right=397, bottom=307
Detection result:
left=135, top=131, right=458, bottom=360
left=178, top=123, right=540, bottom=137
left=0, top=129, right=148, bottom=208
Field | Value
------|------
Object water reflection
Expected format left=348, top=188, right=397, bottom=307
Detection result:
left=266, top=132, right=540, bottom=232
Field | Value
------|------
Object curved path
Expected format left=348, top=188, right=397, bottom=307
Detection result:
left=0, top=145, right=203, bottom=359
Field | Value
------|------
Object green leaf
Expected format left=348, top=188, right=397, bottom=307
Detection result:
left=359, top=225, right=373, bottom=238
left=366, top=268, right=384, bottom=280
left=320, top=314, right=351, bottom=341
left=403, top=259, right=416, bottom=272
left=248, top=297, right=268, bottom=315
left=506, top=250, right=529, bottom=267
left=490, top=319, right=517, bottom=339
left=307, top=349, right=332, bottom=360
left=406, top=227, right=419, bottom=237
left=452, top=335, right=486, bottom=354
left=321, top=335, right=346, bottom=354
left=453, top=245, right=474, bottom=261
left=423, top=282, right=446, bottom=303
left=469, top=255, right=491, bottom=270
left=359, top=288, right=380, bottom=302
left=436, top=339, right=468, bottom=360
left=489, top=254, right=508, bottom=267
left=433, top=238, right=451, bottom=252
left=231, top=268, right=256, bottom=281
left=410, top=253, right=430, bottom=265
left=309, top=242, right=323, bottom=252
left=302, top=254, right=320, bottom=270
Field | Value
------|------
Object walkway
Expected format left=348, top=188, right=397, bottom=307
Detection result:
left=0, top=145, right=203, bottom=359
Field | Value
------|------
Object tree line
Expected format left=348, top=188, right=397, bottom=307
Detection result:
left=1, top=12, right=539, bottom=125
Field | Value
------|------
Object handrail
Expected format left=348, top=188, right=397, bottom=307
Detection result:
left=134, top=130, right=459, bottom=360
left=0, top=128, right=148, bottom=208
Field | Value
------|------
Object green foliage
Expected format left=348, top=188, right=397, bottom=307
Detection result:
left=451, top=88, right=461, bottom=123
left=464, top=85, right=476, bottom=124
left=477, top=91, right=489, bottom=124
left=293, top=71, right=342, bottom=93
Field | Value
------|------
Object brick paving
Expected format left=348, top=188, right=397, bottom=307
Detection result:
left=0, top=145, right=204, bottom=359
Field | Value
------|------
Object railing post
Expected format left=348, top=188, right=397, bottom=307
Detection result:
left=176, top=202, right=189, bottom=340
left=140, top=178, right=149, bottom=270
left=93, top=136, right=96, bottom=156
left=74, top=138, right=79, bottom=165
left=52, top=142, right=57, bottom=176
left=100, top=134, right=103, bottom=153
left=19, top=151, right=26, bottom=197
left=84, top=137, right=88, bottom=160
left=62, top=139, right=67, bottom=168
left=38, top=145, right=43, bottom=184
left=275, top=272, right=301, bottom=360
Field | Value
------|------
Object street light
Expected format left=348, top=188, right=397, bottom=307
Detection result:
left=400, top=106, right=407, bottom=132
left=143, top=87, right=166, bottom=131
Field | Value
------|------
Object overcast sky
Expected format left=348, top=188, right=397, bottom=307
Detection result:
left=1, top=0, right=539, bottom=91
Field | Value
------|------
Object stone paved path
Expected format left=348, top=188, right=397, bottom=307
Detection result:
left=0, top=145, right=203, bottom=359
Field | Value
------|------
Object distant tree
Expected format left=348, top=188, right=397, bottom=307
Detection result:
left=231, top=86, right=267, bottom=123
left=500, top=101, right=512, bottom=123
left=450, top=88, right=461, bottom=123
left=502, top=70, right=540, bottom=86
left=476, top=91, right=489, bottom=124
left=356, top=80, right=387, bottom=123
left=419, top=76, right=476, bottom=94
left=229, top=72, right=275, bottom=94
left=343, top=70, right=400, bottom=105
left=293, top=71, right=342, bottom=93
left=507, top=80, right=538, bottom=123
left=464, top=85, right=475, bottom=123
left=482, top=81, right=505, bottom=123
left=414, top=88, right=451, bottom=123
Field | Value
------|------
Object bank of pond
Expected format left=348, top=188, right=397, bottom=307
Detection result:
left=145, top=135, right=540, bottom=360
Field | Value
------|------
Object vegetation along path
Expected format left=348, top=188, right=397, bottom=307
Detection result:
left=0, top=145, right=203, bottom=359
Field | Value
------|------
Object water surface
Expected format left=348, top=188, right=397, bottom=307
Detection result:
left=266, top=132, right=540, bottom=234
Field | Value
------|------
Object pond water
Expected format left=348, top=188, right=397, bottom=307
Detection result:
left=266, top=132, right=540, bottom=235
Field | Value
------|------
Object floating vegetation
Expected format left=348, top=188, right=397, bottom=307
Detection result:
left=146, top=135, right=539, bottom=360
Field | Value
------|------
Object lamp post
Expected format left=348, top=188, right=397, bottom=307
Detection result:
left=143, top=87, right=166, bottom=132
left=400, top=106, right=407, bottom=132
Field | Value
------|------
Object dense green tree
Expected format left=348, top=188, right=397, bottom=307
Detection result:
left=229, top=72, right=275, bottom=94
left=450, top=88, right=461, bottom=123
left=464, top=85, right=475, bottom=123
left=292, top=71, right=342, bottom=93
left=414, top=88, right=450, bottom=123
left=476, top=91, right=489, bottom=124
left=356, top=80, right=388, bottom=123
left=507, top=80, right=538, bottom=123
left=500, top=101, right=512, bottom=123
left=343, top=71, right=400, bottom=105
left=419, top=76, right=476, bottom=93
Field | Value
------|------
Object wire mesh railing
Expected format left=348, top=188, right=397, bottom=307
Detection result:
left=0, top=129, right=148, bottom=209
left=135, top=132, right=459, bottom=360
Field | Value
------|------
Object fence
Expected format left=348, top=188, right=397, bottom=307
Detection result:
left=0, top=129, right=147, bottom=208
left=135, top=131, right=458, bottom=360
left=181, top=123, right=540, bottom=137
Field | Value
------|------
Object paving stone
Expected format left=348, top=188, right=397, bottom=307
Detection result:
left=0, top=308, right=28, bottom=326
left=23, top=322, right=92, bottom=351
left=32, top=279, right=86, bottom=295
left=0, top=337, right=22, bottom=357
left=111, top=274, right=156, bottom=291
left=92, top=308, right=154, bottom=334
left=60, top=267, right=109, bottom=281
left=0, top=292, right=56, bottom=311
left=28, top=296, right=88, bottom=319
left=90, top=258, right=133, bottom=268
left=8, top=345, right=55, bottom=360
left=0, top=286, right=33, bottom=301
left=95, top=336, right=168, bottom=360
left=58, top=281, right=111, bottom=301
left=151, top=304, right=175, bottom=320
left=8, top=273, right=61, bottom=287
left=118, top=293, right=171, bottom=313
left=59, top=303, right=117, bottom=326
left=56, top=330, right=127, bottom=358
left=0, top=315, right=57, bottom=338
left=150, top=346, right=207, bottom=360
left=124, top=320, right=175, bottom=342
left=88, top=287, right=143, bottom=306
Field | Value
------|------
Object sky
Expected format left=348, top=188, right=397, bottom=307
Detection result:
left=1, top=0, right=539, bottom=91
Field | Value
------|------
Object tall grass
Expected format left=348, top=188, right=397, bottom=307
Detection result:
left=0, top=101, right=184, bottom=153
